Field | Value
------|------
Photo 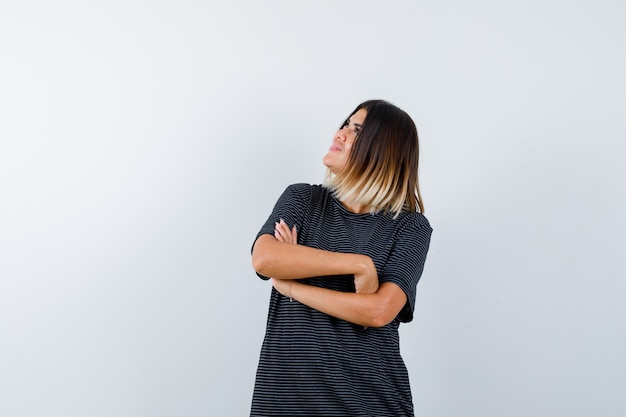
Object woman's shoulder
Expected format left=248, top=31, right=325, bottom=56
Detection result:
left=396, top=210, right=432, bottom=232
left=284, top=183, right=330, bottom=198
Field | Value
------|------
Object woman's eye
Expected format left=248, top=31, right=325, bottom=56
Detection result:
left=354, top=127, right=361, bottom=135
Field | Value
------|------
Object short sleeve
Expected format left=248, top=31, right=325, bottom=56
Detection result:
left=381, top=214, right=432, bottom=322
left=251, top=183, right=312, bottom=280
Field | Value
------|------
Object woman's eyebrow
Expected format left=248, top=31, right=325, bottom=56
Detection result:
left=347, top=118, right=362, bottom=128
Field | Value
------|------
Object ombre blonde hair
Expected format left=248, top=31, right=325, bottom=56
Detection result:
left=324, top=99, right=424, bottom=218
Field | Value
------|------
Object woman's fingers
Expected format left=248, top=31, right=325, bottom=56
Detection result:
left=291, top=225, right=298, bottom=244
left=274, top=219, right=297, bottom=244
left=274, top=219, right=289, bottom=241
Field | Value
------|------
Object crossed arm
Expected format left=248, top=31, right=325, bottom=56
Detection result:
left=251, top=219, right=407, bottom=328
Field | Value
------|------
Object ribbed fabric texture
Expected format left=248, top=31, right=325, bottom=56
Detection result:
left=251, top=184, right=432, bottom=417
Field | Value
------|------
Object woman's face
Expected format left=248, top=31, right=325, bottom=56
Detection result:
left=322, top=108, right=367, bottom=175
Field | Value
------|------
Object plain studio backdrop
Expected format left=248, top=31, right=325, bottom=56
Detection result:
left=1, top=1, right=625, bottom=416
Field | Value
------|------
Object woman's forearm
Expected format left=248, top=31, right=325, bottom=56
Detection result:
left=252, top=234, right=373, bottom=280
left=281, top=280, right=407, bottom=328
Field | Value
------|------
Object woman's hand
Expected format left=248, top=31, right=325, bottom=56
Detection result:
left=354, top=255, right=379, bottom=294
left=271, top=277, right=292, bottom=299
left=274, top=218, right=297, bottom=244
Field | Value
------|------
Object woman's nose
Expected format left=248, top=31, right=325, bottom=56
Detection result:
left=336, top=128, right=348, bottom=142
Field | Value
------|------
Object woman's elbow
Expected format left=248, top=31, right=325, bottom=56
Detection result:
left=251, top=235, right=277, bottom=276
left=251, top=247, right=270, bottom=276
left=366, top=304, right=398, bottom=328
left=365, top=290, right=405, bottom=327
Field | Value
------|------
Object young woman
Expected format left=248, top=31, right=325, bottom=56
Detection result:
left=250, top=99, right=432, bottom=417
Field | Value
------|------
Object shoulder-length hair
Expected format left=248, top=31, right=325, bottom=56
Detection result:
left=324, top=99, right=425, bottom=217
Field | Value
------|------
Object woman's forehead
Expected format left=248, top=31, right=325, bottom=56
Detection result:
left=349, top=108, right=367, bottom=123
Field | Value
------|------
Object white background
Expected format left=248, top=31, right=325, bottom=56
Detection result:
left=1, top=1, right=625, bottom=416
